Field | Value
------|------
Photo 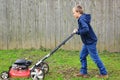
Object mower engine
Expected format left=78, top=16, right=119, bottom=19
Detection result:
left=1, top=59, right=46, bottom=80
left=9, top=59, right=32, bottom=78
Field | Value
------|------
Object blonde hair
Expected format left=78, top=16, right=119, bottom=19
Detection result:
left=74, top=5, right=83, bottom=14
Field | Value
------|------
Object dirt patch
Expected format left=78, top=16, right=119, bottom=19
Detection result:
left=57, top=67, right=79, bottom=80
left=57, top=67, right=107, bottom=79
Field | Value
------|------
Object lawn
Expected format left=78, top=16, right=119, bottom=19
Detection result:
left=0, top=49, right=120, bottom=80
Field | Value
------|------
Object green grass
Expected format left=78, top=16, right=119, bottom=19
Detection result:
left=0, top=49, right=120, bottom=80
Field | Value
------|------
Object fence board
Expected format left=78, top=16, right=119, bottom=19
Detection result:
left=0, top=0, right=7, bottom=49
left=114, top=0, right=120, bottom=52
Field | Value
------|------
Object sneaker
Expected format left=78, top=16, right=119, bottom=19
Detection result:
left=76, top=73, right=89, bottom=78
left=96, top=74, right=108, bottom=78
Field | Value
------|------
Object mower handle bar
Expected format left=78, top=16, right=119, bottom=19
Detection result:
left=32, top=33, right=75, bottom=69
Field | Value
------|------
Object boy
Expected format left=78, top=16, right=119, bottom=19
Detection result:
left=72, top=5, right=108, bottom=78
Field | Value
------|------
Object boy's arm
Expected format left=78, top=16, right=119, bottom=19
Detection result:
left=76, top=19, right=89, bottom=35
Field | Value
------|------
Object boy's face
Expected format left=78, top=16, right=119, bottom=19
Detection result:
left=72, top=8, right=80, bottom=19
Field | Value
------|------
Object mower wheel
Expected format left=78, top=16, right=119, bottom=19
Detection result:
left=39, top=62, right=49, bottom=74
left=1, top=71, right=9, bottom=80
left=31, top=68, right=45, bottom=80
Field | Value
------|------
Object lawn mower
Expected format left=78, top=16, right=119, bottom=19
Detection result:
left=0, top=33, right=75, bottom=80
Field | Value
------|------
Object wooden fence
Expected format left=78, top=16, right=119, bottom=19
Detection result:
left=0, top=0, right=120, bottom=52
